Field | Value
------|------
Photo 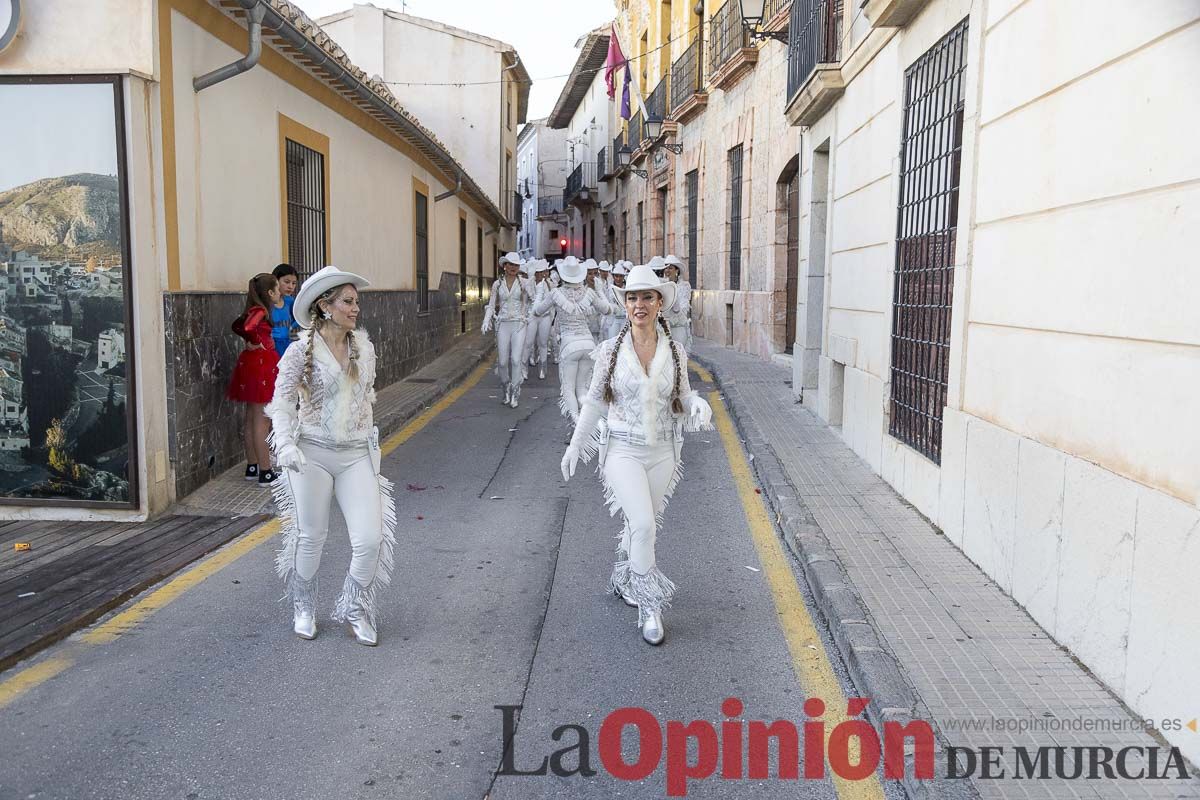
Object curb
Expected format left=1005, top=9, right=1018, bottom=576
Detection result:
left=691, top=352, right=979, bottom=800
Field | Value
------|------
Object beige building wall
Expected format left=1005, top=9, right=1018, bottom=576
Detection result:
left=0, top=0, right=155, bottom=76
left=789, top=0, right=1200, bottom=764
left=169, top=7, right=493, bottom=293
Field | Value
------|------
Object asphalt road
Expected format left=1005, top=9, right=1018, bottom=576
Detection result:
left=0, top=363, right=904, bottom=800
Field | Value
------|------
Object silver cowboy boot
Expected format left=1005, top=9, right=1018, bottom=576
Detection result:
left=332, top=575, right=379, bottom=647
left=639, top=605, right=665, bottom=646
left=291, top=574, right=318, bottom=640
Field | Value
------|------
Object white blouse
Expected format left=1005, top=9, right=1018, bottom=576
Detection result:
left=267, top=329, right=377, bottom=448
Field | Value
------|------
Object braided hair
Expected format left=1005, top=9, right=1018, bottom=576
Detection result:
left=299, top=284, right=360, bottom=397
left=600, top=314, right=684, bottom=414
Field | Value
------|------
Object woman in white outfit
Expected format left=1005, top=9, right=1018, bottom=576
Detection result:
left=662, top=255, right=693, bottom=349
left=528, top=260, right=554, bottom=380
left=560, top=264, right=713, bottom=645
left=268, top=266, right=396, bottom=647
left=482, top=252, right=535, bottom=408
left=521, top=260, right=541, bottom=369
left=532, top=256, right=610, bottom=421
left=604, top=262, right=629, bottom=339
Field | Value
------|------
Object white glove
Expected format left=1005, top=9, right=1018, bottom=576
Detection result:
left=481, top=309, right=494, bottom=335
left=275, top=442, right=307, bottom=473
left=686, top=394, right=713, bottom=429
left=561, top=445, right=580, bottom=482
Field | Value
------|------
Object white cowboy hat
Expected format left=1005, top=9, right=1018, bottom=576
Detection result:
left=530, top=258, right=550, bottom=273
left=581, top=258, right=599, bottom=272
left=294, top=265, right=370, bottom=329
left=612, top=262, right=629, bottom=276
left=499, top=252, right=524, bottom=267
left=598, top=260, right=612, bottom=273
left=612, top=263, right=676, bottom=310
left=663, top=254, right=684, bottom=269
left=557, top=256, right=587, bottom=284
left=645, top=255, right=667, bottom=274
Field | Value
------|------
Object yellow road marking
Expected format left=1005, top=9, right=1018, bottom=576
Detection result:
left=81, top=519, right=282, bottom=645
left=710, top=391, right=886, bottom=799
left=688, top=360, right=715, bottom=384
left=0, top=657, right=72, bottom=710
left=0, top=362, right=489, bottom=710
left=382, top=361, right=491, bottom=456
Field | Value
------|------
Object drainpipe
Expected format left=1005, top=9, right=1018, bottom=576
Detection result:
left=193, top=2, right=267, bottom=91
left=434, top=171, right=463, bottom=202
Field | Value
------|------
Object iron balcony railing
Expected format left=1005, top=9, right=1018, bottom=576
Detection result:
left=612, top=131, right=626, bottom=170
left=538, top=195, right=564, bottom=217
left=671, top=36, right=703, bottom=112
left=645, top=75, right=670, bottom=131
left=564, top=161, right=598, bottom=206
left=628, top=110, right=643, bottom=152
left=597, top=146, right=609, bottom=181
left=511, top=190, right=523, bottom=227
left=787, top=0, right=844, bottom=100
left=764, top=0, right=792, bottom=24
left=709, top=0, right=749, bottom=75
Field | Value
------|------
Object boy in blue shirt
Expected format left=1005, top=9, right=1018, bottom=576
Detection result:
left=270, top=263, right=300, bottom=355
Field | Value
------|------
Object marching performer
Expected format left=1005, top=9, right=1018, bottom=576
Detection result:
left=521, top=259, right=541, bottom=369
left=481, top=252, right=535, bottom=408
left=604, top=262, right=629, bottom=339
left=560, top=263, right=713, bottom=645
left=529, top=260, right=555, bottom=380
left=532, top=256, right=610, bottom=420
left=662, top=255, right=693, bottom=349
left=267, top=266, right=396, bottom=647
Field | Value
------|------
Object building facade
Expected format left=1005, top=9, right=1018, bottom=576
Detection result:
left=547, top=27, right=616, bottom=263
left=516, top=118, right=570, bottom=261
left=318, top=3, right=529, bottom=224
left=601, top=0, right=1200, bottom=764
left=0, top=0, right=512, bottom=520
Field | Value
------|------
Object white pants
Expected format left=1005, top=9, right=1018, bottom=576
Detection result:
left=603, top=439, right=679, bottom=614
left=557, top=350, right=594, bottom=420
left=605, top=317, right=627, bottom=340
left=274, top=439, right=397, bottom=626
left=533, top=316, right=553, bottom=365
left=670, top=323, right=691, bottom=350
left=495, top=320, right=528, bottom=388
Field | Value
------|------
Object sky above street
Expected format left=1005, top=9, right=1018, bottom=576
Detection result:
left=292, top=0, right=616, bottom=122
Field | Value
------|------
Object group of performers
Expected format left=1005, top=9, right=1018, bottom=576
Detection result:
left=259, top=251, right=707, bottom=649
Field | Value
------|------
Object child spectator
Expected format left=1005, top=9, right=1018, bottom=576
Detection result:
left=270, top=263, right=300, bottom=356
left=228, top=272, right=281, bottom=485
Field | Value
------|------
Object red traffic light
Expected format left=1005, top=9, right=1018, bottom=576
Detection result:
left=559, top=238, right=567, bottom=248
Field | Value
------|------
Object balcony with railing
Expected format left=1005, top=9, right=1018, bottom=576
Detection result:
left=708, top=0, right=758, bottom=91
left=610, top=131, right=626, bottom=175
left=627, top=110, right=644, bottom=160
left=670, top=36, right=707, bottom=123
left=784, top=0, right=845, bottom=126
left=763, top=0, right=793, bottom=34
left=537, top=195, right=564, bottom=218
left=598, top=146, right=612, bottom=181
left=564, top=161, right=598, bottom=207
left=644, top=74, right=673, bottom=142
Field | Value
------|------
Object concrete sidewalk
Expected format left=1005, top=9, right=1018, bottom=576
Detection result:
left=690, top=338, right=1199, bottom=800
left=174, top=332, right=494, bottom=517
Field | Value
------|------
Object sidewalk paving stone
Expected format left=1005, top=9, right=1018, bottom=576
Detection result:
left=690, top=338, right=1200, bottom=800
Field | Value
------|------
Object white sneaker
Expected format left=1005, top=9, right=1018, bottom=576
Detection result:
left=538, top=364, right=546, bottom=380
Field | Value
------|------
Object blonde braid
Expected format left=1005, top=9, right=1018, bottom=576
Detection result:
left=602, top=322, right=630, bottom=404
left=659, top=316, right=684, bottom=414
left=345, top=328, right=360, bottom=382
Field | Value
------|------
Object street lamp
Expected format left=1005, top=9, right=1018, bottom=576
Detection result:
left=643, top=115, right=684, bottom=155
left=738, top=0, right=789, bottom=43
left=617, top=145, right=633, bottom=168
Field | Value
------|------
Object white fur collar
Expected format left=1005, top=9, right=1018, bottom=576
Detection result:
left=618, top=330, right=674, bottom=441
left=310, top=328, right=370, bottom=375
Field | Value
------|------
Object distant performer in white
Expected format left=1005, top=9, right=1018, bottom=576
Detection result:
left=482, top=252, right=535, bottom=408
left=662, top=254, right=693, bottom=349
left=532, top=256, right=611, bottom=421
left=560, top=263, right=713, bottom=646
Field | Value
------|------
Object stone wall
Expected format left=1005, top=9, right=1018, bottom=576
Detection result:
left=164, top=276, right=489, bottom=500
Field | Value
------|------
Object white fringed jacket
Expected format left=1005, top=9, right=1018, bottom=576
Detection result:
left=533, top=283, right=612, bottom=360
left=266, top=328, right=378, bottom=450
left=575, top=330, right=712, bottom=465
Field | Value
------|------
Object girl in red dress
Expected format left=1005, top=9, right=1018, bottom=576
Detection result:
left=227, top=273, right=282, bottom=485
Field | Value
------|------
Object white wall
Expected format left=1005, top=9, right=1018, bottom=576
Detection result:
left=796, top=0, right=1200, bottom=765
left=0, top=0, right=154, bottom=77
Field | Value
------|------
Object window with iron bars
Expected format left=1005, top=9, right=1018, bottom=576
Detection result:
left=728, top=145, right=743, bottom=290
left=285, top=138, right=327, bottom=281
left=686, top=169, right=699, bottom=287
left=415, top=190, right=429, bottom=312
left=637, top=201, right=645, bottom=264
left=888, top=18, right=969, bottom=464
left=477, top=225, right=484, bottom=303
left=459, top=217, right=467, bottom=306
